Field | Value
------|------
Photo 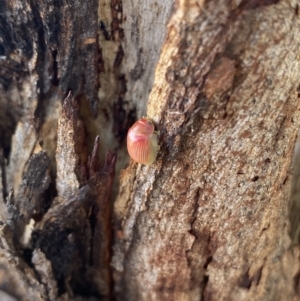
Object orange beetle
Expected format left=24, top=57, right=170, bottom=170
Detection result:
left=127, top=117, right=159, bottom=165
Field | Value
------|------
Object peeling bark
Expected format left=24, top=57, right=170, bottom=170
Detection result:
left=0, top=95, right=116, bottom=300
left=56, top=92, right=81, bottom=199
left=6, top=121, right=40, bottom=194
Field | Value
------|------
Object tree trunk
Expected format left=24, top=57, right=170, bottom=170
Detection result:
left=0, top=0, right=300, bottom=300
left=112, top=0, right=300, bottom=300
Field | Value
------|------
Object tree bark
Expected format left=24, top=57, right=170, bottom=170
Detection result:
left=112, top=1, right=300, bottom=301
left=0, top=0, right=300, bottom=300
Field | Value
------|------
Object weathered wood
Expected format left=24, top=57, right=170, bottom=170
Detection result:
left=56, top=92, right=81, bottom=199
left=0, top=0, right=107, bottom=299
left=0, top=97, right=116, bottom=301
left=112, top=1, right=300, bottom=300
left=90, top=148, right=116, bottom=300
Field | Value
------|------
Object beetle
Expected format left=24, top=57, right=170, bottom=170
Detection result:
left=127, top=117, right=159, bottom=165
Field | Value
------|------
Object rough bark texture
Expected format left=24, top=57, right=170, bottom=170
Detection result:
left=95, top=0, right=174, bottom=179
left=0, top=93, right=117, bottom=300
left=113, top=0, right=300, bottom=301
left=0, top=0, right=171, bottom=299
left=0, top=0, right=300, bottom=300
